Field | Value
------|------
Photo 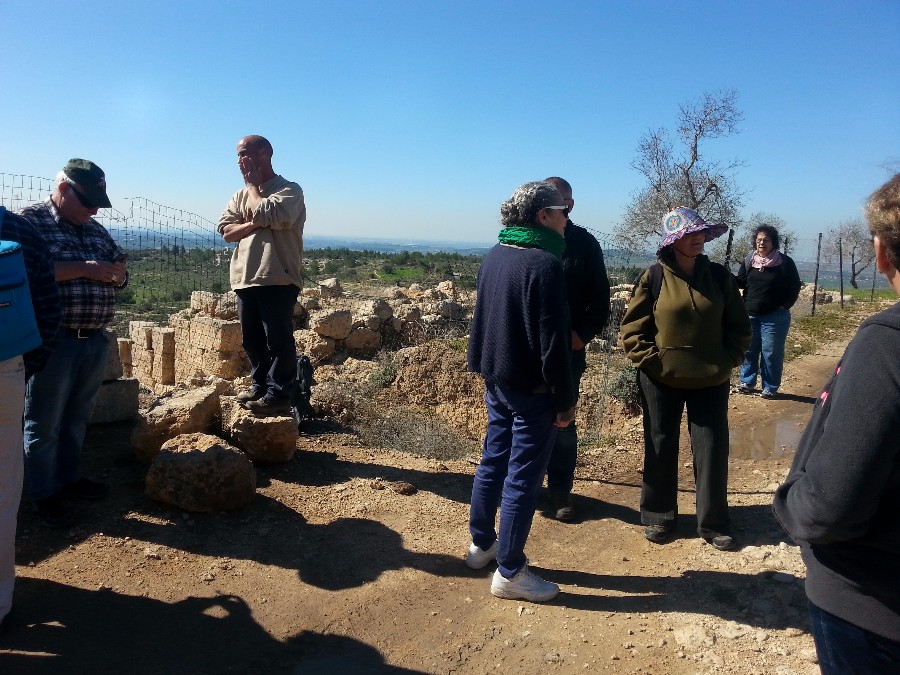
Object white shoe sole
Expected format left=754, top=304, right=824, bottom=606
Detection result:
left=490, top=584, right=559, bottom=602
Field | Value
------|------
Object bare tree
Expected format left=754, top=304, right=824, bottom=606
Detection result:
left=616, top=89, right=746, bottom=251
left=823, top=219, right=875, bottom=289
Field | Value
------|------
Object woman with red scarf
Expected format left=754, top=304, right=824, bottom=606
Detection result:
left=735, top=225, right=802, bottom=399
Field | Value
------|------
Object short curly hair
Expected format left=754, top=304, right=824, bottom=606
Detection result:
left=500, top=182, right=564, bottom=228
left=866, top=173, right=900, bottom=271
left=752, top=224, right=780, bottom=250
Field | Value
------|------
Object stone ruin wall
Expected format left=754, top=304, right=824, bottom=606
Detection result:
left=121, top=278, right=473, bottom=394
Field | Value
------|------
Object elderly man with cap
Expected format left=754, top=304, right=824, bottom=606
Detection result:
left=18, top=159, right=127, bottom=528
left=218, top=135, right=305, bottom=417
left=621, top=207, right=749, bottom=551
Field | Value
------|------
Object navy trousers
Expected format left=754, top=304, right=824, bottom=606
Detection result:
left=808, top=601, right=900, bottom=674
left=546, top=348, right=586, bottom=494
left=235, top=284, right=299, bottom=401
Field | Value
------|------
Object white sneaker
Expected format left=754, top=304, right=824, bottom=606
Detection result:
left=490, top=564, right=559, bottom=602
left=465, top=540, right=498, bottom=569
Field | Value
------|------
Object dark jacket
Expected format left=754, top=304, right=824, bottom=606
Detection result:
left=467, top=244, right=575, bottom=412
left=0, top=209, right=62, bottom=377
left=773, top=302, right=900, bottom=642
left=736, top=253, right=802, bottom=315
left=621, top=253, right=750, bottom=389
left=563, top=222, right=610, bottom=345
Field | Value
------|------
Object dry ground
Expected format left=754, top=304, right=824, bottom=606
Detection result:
left=0, top=326, right=858, bottom=674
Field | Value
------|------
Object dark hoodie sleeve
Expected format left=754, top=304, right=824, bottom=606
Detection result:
left=773, top=321, right=900, bottom=545
left=782, top=255, right=802, bottom=309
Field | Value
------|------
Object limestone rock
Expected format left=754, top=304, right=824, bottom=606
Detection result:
left=102, top=330, right=123, bottom=382
left=367, top=299, right=393, bottom=321
left=344, top=326, right=381, bottom=354
left=310, top=309, right=353, bottom=340
left=396, top=305, right=422, bottom=323
left=145, top=433, right=256, bottom=512
left=132, top=383, right=228, bottom=463
left=221, top=397, right=297, bottom=464
left=436, top=300, right=466, bottom=320
left=318, top=277, right=343, bottom=299
left=436, top=280, right=457, bottom=300
left=294, top=329, right=336, bottom=361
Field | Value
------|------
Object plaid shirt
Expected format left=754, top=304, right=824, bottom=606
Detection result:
left=0, top=208, right=62, bottom=376
left=18, top=198, right=125, bottom=330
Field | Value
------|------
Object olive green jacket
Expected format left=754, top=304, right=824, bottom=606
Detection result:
left=621, top=254, right=751, bottom=389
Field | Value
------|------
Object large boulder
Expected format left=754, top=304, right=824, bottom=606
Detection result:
left=132, top=382, right=228, bottom=463
left=436, top=300, right=466, bottom=321
left=310, top=309, right=353, bottom=340
left=145, top=433, right=256, bottom=512
left=90, top=378, right=140, bottom=425
left=221, top=397, right=298, bottom=464
left=294, top=329, right=336, bottom=362
left=367, top=299, right=393, bottom=322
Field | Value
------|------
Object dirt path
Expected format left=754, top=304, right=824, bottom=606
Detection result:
left=1, top=339, right=849, bottom=674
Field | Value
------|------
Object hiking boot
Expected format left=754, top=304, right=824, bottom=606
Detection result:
left=737, top=383, right=753, bottom=394
left=465, top=540, right=498, bottom=570
left=643, top=523, right=674, bottom=544
left=705, top=534, right=737, bottom=551
left=34, top=494, right=74, bottom=529
left=243, top=395, right=292, bottom=417
left=235, top=388, right=265, bottom=404
left=760, top=390, right=777, bottom=400
left=550, top=492, right=575, bottom=522
left=61, top=477, right=108, bottom=501
left=491, top=564, right=559, bottom=602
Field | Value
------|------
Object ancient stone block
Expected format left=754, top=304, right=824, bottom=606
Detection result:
left=221, top=397, right=297, bottom=464
left=102, top=330, right=123, bottom=382
left=318, top=277, right=343, bottom=299
left=344, top=326, right=381, bottom=355
left=310, top=309, right=353, bottom=340
left=132, top=382, right=227, bottom=463
left=129, top=321, right=158, bottom=350
left=145, top=433, right=256, bottom=513
left=189, top=316, right=244, bottom=353
left=294, top=329, right=335, bottom=361
left=151, top=327, right=176, bottom=355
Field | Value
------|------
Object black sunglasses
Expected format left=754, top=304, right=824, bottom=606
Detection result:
left=67, top=182, right=96, bottom=209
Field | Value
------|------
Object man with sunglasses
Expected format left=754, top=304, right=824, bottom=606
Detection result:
left=542, top=177, right=610, bottom=522
left=18, top=159, right=127, bottom=528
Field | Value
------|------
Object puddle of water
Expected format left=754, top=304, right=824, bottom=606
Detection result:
left=729, top=419, right=805, bottom=460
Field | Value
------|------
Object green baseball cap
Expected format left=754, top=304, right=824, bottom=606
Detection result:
left=63, top=158, right=112, bottom=208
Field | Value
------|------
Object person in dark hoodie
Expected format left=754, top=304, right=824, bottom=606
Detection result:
left=466, top=181, right=576, bottom=603
left=773, top=174, right=900, bottom=674
left=621, top=207, right=750, bottom=551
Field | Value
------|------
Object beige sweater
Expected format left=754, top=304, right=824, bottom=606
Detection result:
left=218, top=175, right=306, bottom=289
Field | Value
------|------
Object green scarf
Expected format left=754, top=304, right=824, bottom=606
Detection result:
left=497, top=225, right=566, bottom=260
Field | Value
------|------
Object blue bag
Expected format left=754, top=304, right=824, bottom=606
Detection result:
left=0, top=206, right=41, bottom=361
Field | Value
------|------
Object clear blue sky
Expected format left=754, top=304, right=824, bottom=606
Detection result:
left=1, top=0, right=897, bottom=249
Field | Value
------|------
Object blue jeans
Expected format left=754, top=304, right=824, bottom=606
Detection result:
left=235, top=284, right=298, bottom=401
left=546, top=348, right=586, bottom=494
left=469, top=382, right=558, bottom=579
left=740, top=307, right=791, bottom=394
left=808, top=601, right=900, bottom=674
left=24, top=332, right=109, bottom=501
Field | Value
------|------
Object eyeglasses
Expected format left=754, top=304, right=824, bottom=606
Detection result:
left=544, top=205, right=570, bottom=218
left=66, top=181, right=96, bottom=209
left=755, top=237, right=772, bottom=244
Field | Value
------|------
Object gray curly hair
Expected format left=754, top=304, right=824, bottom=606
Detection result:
left=500, top=181, right=564, bottom=228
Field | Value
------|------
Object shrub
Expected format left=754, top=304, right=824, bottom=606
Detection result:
left=607, top=363, right=641, bottom=412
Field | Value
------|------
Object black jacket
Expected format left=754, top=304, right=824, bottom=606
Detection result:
left=563, top=222, right=610, bottom=345
left=773, top=302, right=900, bottom=642
left=736, top=253, right=802, bottom=315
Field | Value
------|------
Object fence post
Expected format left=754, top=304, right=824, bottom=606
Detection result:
left=812, top=233, right=822, bottom=317
left=839, top=239, right=844, bottom=309
left=724, top=228, right=735, bottom=268
left=870, top=259, right=878, bottom=302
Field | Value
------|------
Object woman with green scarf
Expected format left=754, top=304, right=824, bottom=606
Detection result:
left=465, top=181, right=576, bottom=603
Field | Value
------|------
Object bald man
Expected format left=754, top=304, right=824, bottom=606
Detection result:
left=218, top=136, right=306, bottom=416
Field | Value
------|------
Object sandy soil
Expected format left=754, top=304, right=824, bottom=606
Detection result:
left=1, top=335, right=850, bottom=674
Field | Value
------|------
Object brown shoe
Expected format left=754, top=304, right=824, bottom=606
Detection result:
left=550, top=492, right=575, bottom=522
left=243, top=396, right=292, bottom=417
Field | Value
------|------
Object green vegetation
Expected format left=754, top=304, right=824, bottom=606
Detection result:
left=785, top=301, right=889, bottom=362
left=606, top=362, right=641, bottom=412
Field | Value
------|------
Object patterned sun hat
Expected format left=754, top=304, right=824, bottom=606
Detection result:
left=657, top=206, right=728, bottom=254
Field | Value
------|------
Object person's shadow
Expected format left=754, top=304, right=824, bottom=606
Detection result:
left=1, top=578, right=427, bottom=674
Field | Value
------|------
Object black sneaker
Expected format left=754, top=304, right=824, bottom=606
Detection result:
left=643, top=523, right=674, bottom=544
left=760, top=390, right=777, bottom=400
left=549, top=492, right=575, bottom=522
left=34, top=494, right=74, bottom=528
left=235, top=388, right=265, bottom=404
left=737, top=383, right=753, bottom=394
left=243, top=395, right=292, bottom=417
left=705, top=534, right=737, bottom=551
left=61, top=477, right=109, bottom=501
